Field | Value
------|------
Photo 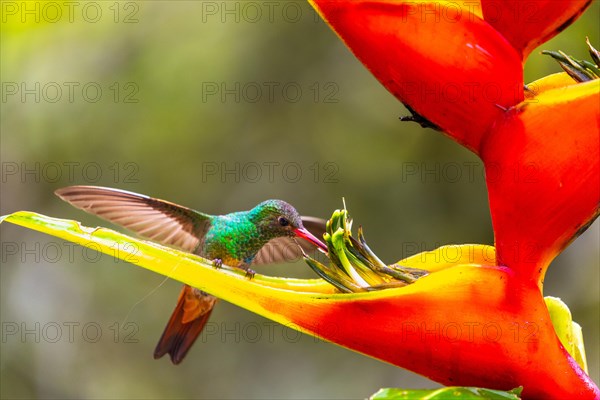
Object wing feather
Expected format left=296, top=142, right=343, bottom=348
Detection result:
left=251, top=216, right=327, bottom=265
left=55, top=186, right=212, bottom=253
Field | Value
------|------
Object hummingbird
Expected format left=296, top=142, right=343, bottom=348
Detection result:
left=55, top=185, right=328, bottom=364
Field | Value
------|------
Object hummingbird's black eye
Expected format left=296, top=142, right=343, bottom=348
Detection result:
left=278, top=216, right=289, bottom=226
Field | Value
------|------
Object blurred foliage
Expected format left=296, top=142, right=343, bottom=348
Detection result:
left=1, top=1, right=598, bottom=399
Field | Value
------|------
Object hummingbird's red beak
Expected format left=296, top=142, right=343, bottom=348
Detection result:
left=294, top=227, right=328, bottom=254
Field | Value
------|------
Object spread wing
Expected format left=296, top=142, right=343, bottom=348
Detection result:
left=55, top=186, right=212, bottom=253
left=251, top=216, right=327, bottom=265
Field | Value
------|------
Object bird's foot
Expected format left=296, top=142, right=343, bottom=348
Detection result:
left=244, top=268, right=256, bottom=279
left=212, top=258, right=223, bottom=269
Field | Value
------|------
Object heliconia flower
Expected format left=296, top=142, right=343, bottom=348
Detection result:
left=305, top=0, right=599, bottom=397
left=3, top=1, right=598, bottom=399
left=483, top=79, right=599, bottom=282
left=2, top=211, right=598, bottom=399
left=308, top=0, right=524, bottom=153
left=480, top=0, right=593, bottom=61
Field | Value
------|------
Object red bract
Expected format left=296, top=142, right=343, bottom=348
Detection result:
left=481, top=0, right=593, bottom=60
left=308, top=0, right=599, bottom=397
left=280, top=266, right=597, bottom=398
left=309, top=0, right=523, bottom=153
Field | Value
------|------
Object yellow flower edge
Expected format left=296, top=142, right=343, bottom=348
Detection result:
left=520, top=77, right=599, bottom=109
left=2, top=211, right=495, bottom=293
left=1, top=211, right=592, bottom=393
left=1, top=212, right=498, bottom=316
left=524, top=72, right=579, bottom=100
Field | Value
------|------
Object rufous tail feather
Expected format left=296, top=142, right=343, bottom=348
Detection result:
left=154, top=285, right=216, bottom=364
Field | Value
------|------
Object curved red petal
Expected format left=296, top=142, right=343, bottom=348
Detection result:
left=258, top=266, right=599, bottom=398
left=310, top=0, right=523, bottom=154
left=482, top=80, right=600, bottom=282
left=481, top=0, right=593, bottom=60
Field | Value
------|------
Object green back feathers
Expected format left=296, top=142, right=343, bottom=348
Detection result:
left=201, top=200, right=304, bottom=265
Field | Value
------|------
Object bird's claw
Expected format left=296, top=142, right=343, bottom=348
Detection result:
left=244, top=269, right=256, bottom=279
left=212, top=258, right=223, bottom=269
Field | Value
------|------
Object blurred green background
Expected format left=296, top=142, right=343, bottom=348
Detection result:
left=1, top=1, right=598, bottom=398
